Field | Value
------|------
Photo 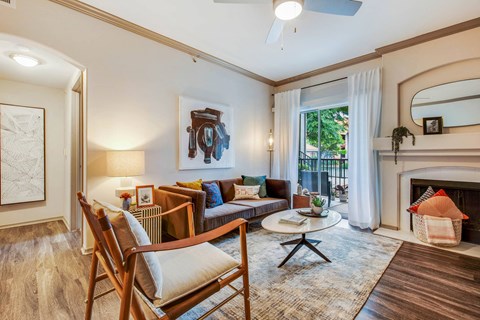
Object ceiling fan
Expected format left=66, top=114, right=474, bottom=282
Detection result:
left=213, top=0, right=363, bottom=44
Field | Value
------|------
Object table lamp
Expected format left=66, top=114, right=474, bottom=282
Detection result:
left=106, top=150, right=145, bottom=197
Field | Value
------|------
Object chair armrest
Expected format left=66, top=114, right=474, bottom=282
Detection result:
left=123, top=218, right=247, bottom=262
left=266, top=178, right=291, bottom=208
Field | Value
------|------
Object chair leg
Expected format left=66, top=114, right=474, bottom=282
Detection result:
left=243, top=270, right=251, bottom=320
left=85, top=243, right=99, bottom=320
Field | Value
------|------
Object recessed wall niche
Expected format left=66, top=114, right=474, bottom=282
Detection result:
left=398, top=58, right=480, bottom=135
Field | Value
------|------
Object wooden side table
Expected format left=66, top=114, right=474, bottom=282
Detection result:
left=293, top=194, right=311, bottom=209
left=129, top=205, right=162, bottom=244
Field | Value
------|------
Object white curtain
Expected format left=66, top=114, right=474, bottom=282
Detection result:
left=348, top=68, right=382, bottom=230
left=272, top=89, right=301, bottom=191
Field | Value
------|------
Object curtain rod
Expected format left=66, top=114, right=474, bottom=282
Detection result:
left=272, top=77, right=348, bottom=96
left=301, top=77, right=347, bottom=90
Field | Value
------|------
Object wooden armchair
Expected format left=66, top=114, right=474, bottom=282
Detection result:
left=77, top=192, right=251, bottom=320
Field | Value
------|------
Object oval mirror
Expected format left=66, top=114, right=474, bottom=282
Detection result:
left=410, top=78, right=480, bottom=128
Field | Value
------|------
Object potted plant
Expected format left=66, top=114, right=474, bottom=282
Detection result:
left=311, top=196, right=326, bottom=214
left=336, top=185, right=348, bottom=202
left=390, top=126, right=415, bottom=165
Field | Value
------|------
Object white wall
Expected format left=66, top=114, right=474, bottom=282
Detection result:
left=0, top=79, right=66, bottom=227
left=0, top=0, right=273, bottom=249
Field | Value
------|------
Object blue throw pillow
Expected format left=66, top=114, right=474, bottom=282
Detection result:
left=202, top=182, right=224, bottom=208
left=242, top=175, right=267, bottom=198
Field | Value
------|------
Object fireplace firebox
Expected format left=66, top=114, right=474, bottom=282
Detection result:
left=410, top=179, right=480, bottom=244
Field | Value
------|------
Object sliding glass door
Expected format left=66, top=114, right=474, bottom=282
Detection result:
left=298, top=106, right=349, bottom=202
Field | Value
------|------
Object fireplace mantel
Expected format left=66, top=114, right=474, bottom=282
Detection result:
left=374, top=131, right=480, bottom=232
left=373, top=132, right=480, bottom=157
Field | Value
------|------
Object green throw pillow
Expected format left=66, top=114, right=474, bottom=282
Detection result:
left=242, top=175, right=267, bottom=198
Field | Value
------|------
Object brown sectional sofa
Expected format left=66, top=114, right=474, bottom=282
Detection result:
left=156, top=178, right=291, bottom=238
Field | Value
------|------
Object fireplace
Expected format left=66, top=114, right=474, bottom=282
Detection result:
left=410, top=179, right=480, bottom=244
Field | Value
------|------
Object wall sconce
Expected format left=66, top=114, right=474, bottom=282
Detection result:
left=268, top=129, right=274, bottom=152
left=106, top=150, right=145, bottom=197
left=267, top=129, right=274, bottom=177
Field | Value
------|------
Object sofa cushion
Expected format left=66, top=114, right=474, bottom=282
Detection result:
left=202, top=181, right=224, bottom=208
left=204, top=203, right=255, bottom=231
left=218, top=178, right=243, bottom=203
left=176, top=179, right=202, bottom=190
left=153, top=242, right=239, bottom=307
left=93, top=200, right=163, bottom=301
left=229, top=198, right=289, bottom=216
left=233, top=184, right=260, bottom=200
left=242, top=175, right=267, bottom=198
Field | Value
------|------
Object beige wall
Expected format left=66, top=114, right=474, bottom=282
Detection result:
left=0, top=79, right=66, bottom=227
left=0, top=0, right=273, bottom=247
left=275, top=26, right=480, bottom=229
left=276, top=27, right=480, bottom=138
left=382, top=27, right=480, bottom=137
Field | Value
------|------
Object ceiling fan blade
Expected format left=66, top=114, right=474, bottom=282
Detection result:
left=265, top=18, right=285, bottom=44
left=213, top=0, right=271, bottom=3
left=304, top=0, right=362, bottom=16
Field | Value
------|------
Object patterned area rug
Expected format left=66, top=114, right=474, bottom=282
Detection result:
left=182, top=226, right=402, bottom=320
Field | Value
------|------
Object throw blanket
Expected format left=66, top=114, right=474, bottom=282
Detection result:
left=423, top=215, right=456, bottom=245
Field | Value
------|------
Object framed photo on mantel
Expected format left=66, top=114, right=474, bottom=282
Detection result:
left=423, top=116, right=443, bottom=135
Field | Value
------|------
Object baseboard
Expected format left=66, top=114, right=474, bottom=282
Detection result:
left=380, top=224, right=399, bottom=230
left=61, top=217, right=72, bottom=231
left=0, top=216, right=64, bottom=230
left=81, top=246, right=93, bottom=255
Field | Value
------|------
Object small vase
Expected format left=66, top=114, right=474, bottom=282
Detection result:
left=122, top=198, right=131, bottom=210
left=311, top=206, right=323, bottom=214
left=339, top=194, right=348, bottom=203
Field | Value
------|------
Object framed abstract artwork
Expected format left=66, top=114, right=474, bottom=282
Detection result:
left=0, top=103, right=46, bottom=205
left=178, top=96, right=234, bottom=170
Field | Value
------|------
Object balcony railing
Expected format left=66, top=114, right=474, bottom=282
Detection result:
left=298, top=156, right=348, bottom=191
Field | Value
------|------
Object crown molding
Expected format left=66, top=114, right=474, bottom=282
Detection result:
left=275, top=18, right=480, bottom=87
left=376, top=17, right=480, bottom=55
left=274, top=52, right=380, bottom=87
left=48, top=0, right=276, bottom=86
left=48, top=1, right=480, bottom=89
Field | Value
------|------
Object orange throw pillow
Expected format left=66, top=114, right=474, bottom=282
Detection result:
left=176, top=179, right=202, bottom=190
left=409, top=189, right=448, bottom=213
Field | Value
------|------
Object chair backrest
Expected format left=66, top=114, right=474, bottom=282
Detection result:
left=76, top=192, right=115, bottom=272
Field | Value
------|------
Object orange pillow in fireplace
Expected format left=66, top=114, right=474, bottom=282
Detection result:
left=409, top=189, right=469, bottom=220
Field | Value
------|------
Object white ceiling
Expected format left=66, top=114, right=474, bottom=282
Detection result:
left=0, top=34, right=79, bottom=89
left=78, top=0, right=480, bottom=82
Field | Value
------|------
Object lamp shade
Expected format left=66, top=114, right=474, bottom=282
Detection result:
left=106, top=150, right=145, bottom=177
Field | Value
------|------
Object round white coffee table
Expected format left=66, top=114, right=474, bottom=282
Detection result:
left=262, top=209, right=341, bottom=267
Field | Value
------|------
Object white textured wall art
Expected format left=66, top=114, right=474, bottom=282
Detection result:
left=1, top=103, right=45, bottom=205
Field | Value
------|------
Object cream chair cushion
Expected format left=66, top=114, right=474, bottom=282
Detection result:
left=93, top=200, right=164, bottom=301
left=153, top=242, right=240, bottom=307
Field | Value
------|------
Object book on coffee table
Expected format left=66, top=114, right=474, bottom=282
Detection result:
left=279, top=214, right=308, bottom=225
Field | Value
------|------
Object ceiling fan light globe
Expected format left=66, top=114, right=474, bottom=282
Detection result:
left=274, top=0, right=303, bottom=21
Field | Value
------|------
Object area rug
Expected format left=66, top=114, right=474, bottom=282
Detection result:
left=181, top=226, right=402, bottom=320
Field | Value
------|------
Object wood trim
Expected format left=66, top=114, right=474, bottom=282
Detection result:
left=48, top=0, right=275, bottom=86
left=376, top=17, right=480, bottom=55
left=274, top=52, right=380, bottom=87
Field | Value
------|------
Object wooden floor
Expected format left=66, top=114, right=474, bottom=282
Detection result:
left=357, top=242, right=480, bottom=320
left=0, top=221, right=120, bottom=320
left=1, top=221, right=479, bottom=320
